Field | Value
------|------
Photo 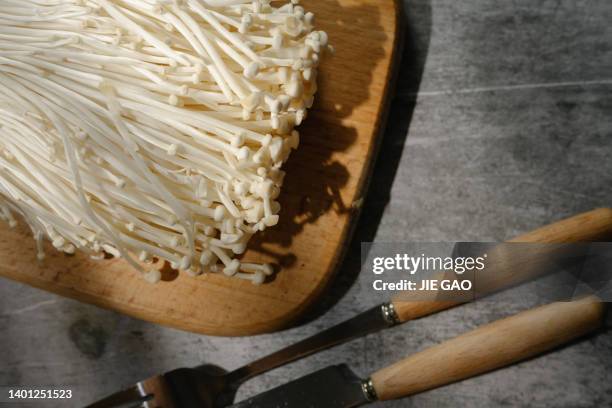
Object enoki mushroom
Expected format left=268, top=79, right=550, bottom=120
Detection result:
left=0, top=0, right=329, bottom=284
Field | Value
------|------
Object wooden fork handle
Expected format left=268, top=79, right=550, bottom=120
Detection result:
left=391, top=208, right=612, bottom=322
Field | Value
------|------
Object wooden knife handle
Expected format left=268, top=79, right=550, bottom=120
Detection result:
left=370, top=296, right=605, bottom=401
left=391, top=208, right=612, bottom=323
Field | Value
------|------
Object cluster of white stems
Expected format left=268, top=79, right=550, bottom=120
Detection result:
left=0, top=0, right=329, bottom=284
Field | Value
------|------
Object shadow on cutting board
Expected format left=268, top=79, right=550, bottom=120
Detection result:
left=300, top=0, right=434, bottom=323
left=247, top=0, right=392, bottom=270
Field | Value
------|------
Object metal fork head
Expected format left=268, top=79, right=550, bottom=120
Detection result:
left=85, top=385, right=151, bottom=408
left=86, top=365, right=230, bottom=408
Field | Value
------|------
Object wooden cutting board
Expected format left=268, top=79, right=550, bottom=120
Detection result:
left=0, top=0, right=402, bottom=336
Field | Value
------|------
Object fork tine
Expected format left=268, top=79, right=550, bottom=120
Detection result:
left=87, top=367, right=221, bottom=408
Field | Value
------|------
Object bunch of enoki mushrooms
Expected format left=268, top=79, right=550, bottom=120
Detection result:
left=0, top=0, right=330, bottom=284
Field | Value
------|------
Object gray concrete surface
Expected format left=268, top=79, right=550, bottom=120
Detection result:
left=2, top=0, right=612, bottom=407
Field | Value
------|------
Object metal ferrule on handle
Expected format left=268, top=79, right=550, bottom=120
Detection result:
left=360, top=379, right=378, bottom=402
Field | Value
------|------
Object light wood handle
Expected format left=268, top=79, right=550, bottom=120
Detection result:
left=391, top=208, right=612, bottom=322
left=371, top=296, right=604, bottom=401
left=508, top=208, right=612, bottom=243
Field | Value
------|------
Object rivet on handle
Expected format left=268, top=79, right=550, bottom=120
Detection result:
left=381, top=302, right=400, bottom=325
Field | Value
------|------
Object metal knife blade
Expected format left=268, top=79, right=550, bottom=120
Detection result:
left=229, top=365, right=371, bottom=408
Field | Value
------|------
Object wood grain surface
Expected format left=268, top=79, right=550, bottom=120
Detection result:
left=0, top=0, right=402, bottom=336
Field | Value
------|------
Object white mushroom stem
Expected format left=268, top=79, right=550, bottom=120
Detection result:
left=0, top=0, right=328, bottom=283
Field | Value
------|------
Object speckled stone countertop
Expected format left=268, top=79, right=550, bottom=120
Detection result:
left=1, top=1, right=612, bottom=407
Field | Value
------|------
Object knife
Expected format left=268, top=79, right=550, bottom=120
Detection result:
left=231, top=296, right=605, bottom=407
